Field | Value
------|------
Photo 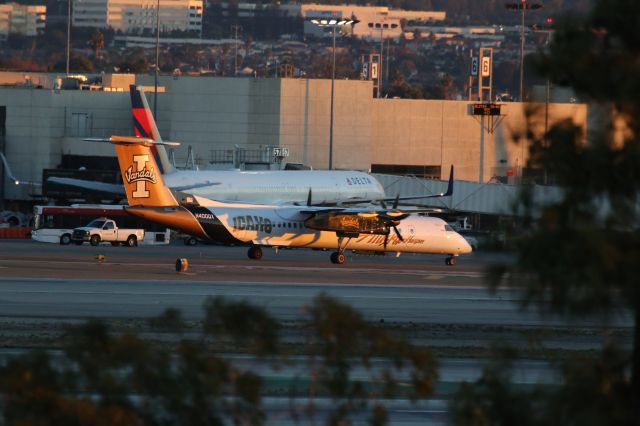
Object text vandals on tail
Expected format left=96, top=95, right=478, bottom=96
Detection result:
left=109, top=136, right=211, bottom=239
left=129, top=85, right=175, bottom=175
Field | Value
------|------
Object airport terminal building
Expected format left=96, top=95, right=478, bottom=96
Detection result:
left=0, top=72, right=587, bottom=209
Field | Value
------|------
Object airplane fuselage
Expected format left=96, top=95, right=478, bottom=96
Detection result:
left=163, top=169, right=385, bottom=204
left=127, top=200, right=472, bottom=256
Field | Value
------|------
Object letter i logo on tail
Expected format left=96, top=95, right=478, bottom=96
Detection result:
left=111, top=137, right=179, bottom=208
left=124, top=154, right=158, bottom=198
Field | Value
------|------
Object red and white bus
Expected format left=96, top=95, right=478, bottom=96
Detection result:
left=32, top=204, right=170, bottom=245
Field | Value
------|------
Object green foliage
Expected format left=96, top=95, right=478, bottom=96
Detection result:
left=0, top=295, right=436, bottom=424
left=450, top=346, right=543, bottom=426
left=203, top=296, right=280, bottom=356
left=454, top=0, right=640, bottom=423
left=300, top=294, right=438, bottom=423
left=89, top=30, right=105, bottom=57
left=451, top=346, right=634, bottom=426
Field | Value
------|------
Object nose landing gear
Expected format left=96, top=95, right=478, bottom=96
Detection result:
left=445, top=255, right=456, bottom=266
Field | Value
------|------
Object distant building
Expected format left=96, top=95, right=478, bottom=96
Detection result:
left=212, top=3, right=445, bottom=41
left=0, top=3, right=46, bottom=40
left=293, top=5, right=446, bottom=41
left=72, top=0, right=202, bottom=34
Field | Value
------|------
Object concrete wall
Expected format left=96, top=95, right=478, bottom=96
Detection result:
left=0, top=88, right=132, bottom=200
left=0, top=74, right=589, bottom=202
left=372, top=99, right=587, bottom=182
left=279, top=78, right=373, bottom=170
left=137, top=76, right=282, bottom=165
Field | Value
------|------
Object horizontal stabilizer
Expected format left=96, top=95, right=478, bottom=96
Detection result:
left=84, top=136, right=180, bottom=147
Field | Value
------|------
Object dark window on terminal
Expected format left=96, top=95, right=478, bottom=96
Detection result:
left=0, top=106, right=6, bottom=138
left=371, top=164, right=442, bottom=179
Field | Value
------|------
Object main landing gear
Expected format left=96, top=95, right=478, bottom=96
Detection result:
left=330, top=252, right=346, bottom=265
left=445, top=255, right=457, bottom=266
left=330, top=234, right=355, bottom=265
left=247, top=246, right=263, bottom=260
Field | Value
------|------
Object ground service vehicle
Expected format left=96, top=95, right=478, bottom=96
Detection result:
left=71, top=218, right=145, bottom=247
left=31, top=205, right=170, bottom=245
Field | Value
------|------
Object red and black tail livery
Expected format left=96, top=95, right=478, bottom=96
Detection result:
left=129, top=85, right=174, bottom=174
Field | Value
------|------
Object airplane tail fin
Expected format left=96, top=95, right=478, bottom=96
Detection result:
left=109, top=136, right=180, bottom=207
left=129, top=85, right=175, bottom=175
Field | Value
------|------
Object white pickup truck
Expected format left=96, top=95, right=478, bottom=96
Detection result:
left=71, top=218, right=145, bottom=247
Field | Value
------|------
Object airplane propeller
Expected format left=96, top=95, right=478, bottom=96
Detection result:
left=379, top=194, right=408, bottom=222
left=383, top=220, right=404, bottom=249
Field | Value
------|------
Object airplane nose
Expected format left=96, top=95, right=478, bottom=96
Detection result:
left=458, top=234, right=473, bottom=254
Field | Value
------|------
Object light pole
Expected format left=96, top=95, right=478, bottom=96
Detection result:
left=505, top=1, right=542, bottom=101
left=66, top=0, right=71, bottom=75
left=231, top=25, right=242, bottom=76
left=310, top=17, right=359, bottom=170
left=154, top=0, right=160, bottom=119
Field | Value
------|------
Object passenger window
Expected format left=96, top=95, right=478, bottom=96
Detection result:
left=288, top=223, right=292, bottom=228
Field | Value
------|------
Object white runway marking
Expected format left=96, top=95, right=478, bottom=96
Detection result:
left=0, top=259, right=485, bottom=278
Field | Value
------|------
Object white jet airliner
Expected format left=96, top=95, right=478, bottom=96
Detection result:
left=49, top=85, right=386, bottom=205
left=104, top=136, right=472, bottom=265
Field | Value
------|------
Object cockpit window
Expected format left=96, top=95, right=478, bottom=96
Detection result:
left=444, top=224, right=455, bottom=232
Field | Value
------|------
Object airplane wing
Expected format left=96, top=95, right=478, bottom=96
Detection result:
left=298, top=204, right=441, bottom=248
left=300, top=206, right=442, bottom=218
left=1, top=152, right=42, bottom=186
left=46, top=177, right=125, bottom=195
left=310, top=165, right=455, bottom=207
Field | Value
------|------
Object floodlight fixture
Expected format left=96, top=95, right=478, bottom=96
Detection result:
left=309, top=17, right=360, bottom=170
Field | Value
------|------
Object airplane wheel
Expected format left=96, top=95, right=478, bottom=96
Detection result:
left=330, top=252, right=345, bottom=265
left=248, top=246, right=263, bottom=260
left=445, top=256, right=456, bottom=266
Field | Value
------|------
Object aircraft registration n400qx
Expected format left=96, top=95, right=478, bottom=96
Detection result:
left=97, top=136, right=472, bottom=265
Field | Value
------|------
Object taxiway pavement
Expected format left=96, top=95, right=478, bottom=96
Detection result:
left=0, top=240, right=630, bottom=328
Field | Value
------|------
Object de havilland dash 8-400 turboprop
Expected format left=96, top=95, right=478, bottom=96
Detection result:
left=49, top=85, right=386, bottom=205
left=103, top=136, right=472, bottom=265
